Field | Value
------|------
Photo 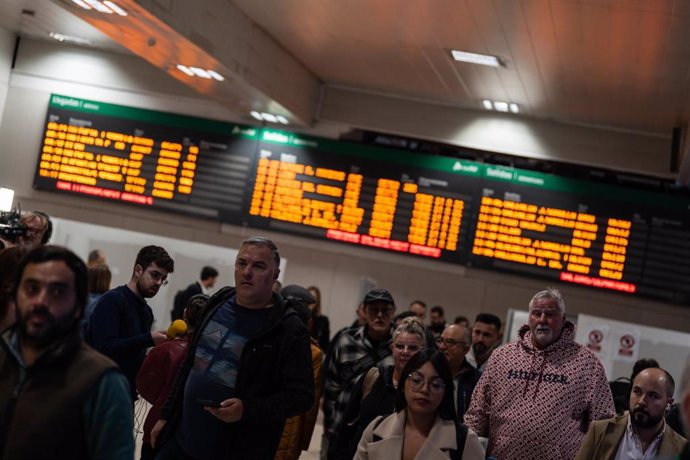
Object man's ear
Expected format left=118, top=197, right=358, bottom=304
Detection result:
left=133, top=264, right=143, bottom=279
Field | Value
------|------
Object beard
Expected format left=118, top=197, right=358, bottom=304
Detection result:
left=136, top=278, right=159, bottom=298
left=18, top=307, right=78, bottom=348
left=631, top=406, right=664, bottom=429
left=473, top=342, right=489, bottom=357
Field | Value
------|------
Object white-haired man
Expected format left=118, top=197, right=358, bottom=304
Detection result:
left=465, top=287, right=615, bottom=460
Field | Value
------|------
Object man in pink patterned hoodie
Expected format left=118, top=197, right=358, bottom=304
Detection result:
left=465, top=287, right=615, bottom=460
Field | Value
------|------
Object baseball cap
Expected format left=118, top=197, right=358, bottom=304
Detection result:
left=281, top=284, right=316, bottom=305
left=363, top=288, right=395, bottom=306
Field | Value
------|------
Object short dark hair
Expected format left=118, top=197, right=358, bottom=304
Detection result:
left=12, top=245, right=88, bottom=315
left=454, top=315, right=469, bottom=325
left=475, top=313, right=502, bottom=331
left=631, top=358, right=660, bottom=382
left=240, top=237, right=280, bottom=268
left=394, top=310, right=417, bottom=323
left=395, top=350, right=456, bottom=421
left=134, top=245, right=174, bottom=273
left=184, top=294, right=209, bottom=331
left=430, top=305, right=444, bottom=316
left=32, top=211, right=53, bottom=245
left=87, top=264, right=111, bottom=295
left=409, top=300, right=426, bottom=309
left=200, top=266, right=218, bottom=280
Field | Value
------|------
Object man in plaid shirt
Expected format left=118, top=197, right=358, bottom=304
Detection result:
left=322, top=288, right=395, bottom=458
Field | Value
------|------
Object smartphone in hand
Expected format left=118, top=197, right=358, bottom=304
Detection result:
left=195, top=398, right=222, bottom=408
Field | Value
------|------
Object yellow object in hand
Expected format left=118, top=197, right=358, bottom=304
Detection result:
left=166, top=319, right=188, bottom=338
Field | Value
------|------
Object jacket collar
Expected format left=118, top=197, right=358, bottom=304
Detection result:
left=367, top=411, right=458, bottom=460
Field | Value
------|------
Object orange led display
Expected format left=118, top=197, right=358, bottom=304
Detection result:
left=38, top=122, right=200, bottom=203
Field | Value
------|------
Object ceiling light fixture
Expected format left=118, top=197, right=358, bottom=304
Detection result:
left=451, top=50, right=503, bottom=67
left=102, top=0, right=127, bottom=16
left=49, top=32, right=93, bottom=45
left=176, top=64, right=225, bottom=81
left=249, top=111, right=289, bottom=124
left=481, top=100, right=520, bottom=114
left=72, top=0, right=128, bottom=16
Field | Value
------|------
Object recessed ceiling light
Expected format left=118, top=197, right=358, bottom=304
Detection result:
left=71, top=0, right=92, bottom=9
left=207, top=70, right=225, bottom=82
left=189, top=67, right=211, bottom=79
left=102, top=0, right=127, bottom=16
left=49, top=32, right=93, bottom=45
left=83, top=0, right=113, bottom=13
left=72, top=0, right=127, bottom=16
left=261, top=112, right=278, bottom=123
left=493, top=101, right=509, bottom=112
left=249, top=111, right=290, bottom=124
left=176, top=64, right=194, bottom=76
left=451, top=50, right=503, bottom=67
left=481, top=99, right=520, bottom=114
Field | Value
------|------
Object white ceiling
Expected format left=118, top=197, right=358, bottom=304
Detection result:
left=3, top=0, right=690, bottom=143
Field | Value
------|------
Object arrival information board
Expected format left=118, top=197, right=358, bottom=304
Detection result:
left=34, top=94, right=259, bottom=222
left=33, top=95, right=690, bottom=304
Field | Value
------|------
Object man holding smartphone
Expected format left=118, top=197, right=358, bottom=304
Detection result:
left=152, top=237, right=314, bottom=459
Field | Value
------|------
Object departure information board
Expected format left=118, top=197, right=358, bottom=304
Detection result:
left=32, top=95, right=690, bottom=304
left=245, top=130, right=479, bottom=263
left=34, top=94, right=259, bottom=222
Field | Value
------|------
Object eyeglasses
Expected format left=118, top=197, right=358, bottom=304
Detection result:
left=435, top=337, right=467, bottom=348
left=147, top=269, right=169, bottom=286
left=407, top=371, right=445, bottom=394
left=366, top=305, right=393, bottom=316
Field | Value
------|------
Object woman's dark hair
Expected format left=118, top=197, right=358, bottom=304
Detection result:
left=307, top=285, right=322, bottom=316
left=184, top=294, right=209, bottom=331
left=87, top=264, right=111, bottom=295
left=395, top=350, right=457, bottom=421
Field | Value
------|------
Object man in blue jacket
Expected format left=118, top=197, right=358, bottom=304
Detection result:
left=151, top=236, right=314, bottom=459
left=88, top=245, right=174, bottom=400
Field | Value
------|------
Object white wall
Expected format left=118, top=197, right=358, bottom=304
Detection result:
left=0, top=27, right=16, bottom=129
left=1, top=38, right=688, bottom=338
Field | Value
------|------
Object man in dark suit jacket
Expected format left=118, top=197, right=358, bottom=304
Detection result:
left=575, top=367, right=687, bottom=460
left=171, top=266, right=218, bottom=321
left=437, top=324, right=481, bottom=422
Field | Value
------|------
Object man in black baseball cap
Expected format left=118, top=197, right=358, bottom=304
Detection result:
left=323, top=288, right=396, bottom=457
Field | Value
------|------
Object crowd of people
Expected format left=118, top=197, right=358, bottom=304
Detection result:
left=0, top=210, right=689, bottom=460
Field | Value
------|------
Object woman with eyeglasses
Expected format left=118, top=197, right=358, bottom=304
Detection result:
left=354, top=350, right=484, bottom=460
left=329, top=316, right=426, bottom=459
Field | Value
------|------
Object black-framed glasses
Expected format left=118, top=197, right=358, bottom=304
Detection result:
left=366, top=305, right=393, bottom=316
left=147, top=269, right=169, bottom=286
left=435, top=337, right=466, bottom=348
left=407, top=371, right=445, bottom=394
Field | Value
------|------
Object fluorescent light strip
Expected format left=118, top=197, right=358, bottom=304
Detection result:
left=71, top=0, right=92, bottom=9
left=482, top=99, right=493, bottom=110
left=83, top=0, right=113, bottom=13
left=103, top=1, right=128, bottom=16
left=276, top=115, right=289, bottom=125
left=176, top=64, right=194, bottom=76
left=49, top=32, right=92, bottom=45
left=261, top=113, right=278, bottom=123
left=207, top=70, right=225, bottom=82
left=509, top=103, right=519, bottom=114
left=451, top=50, right=501, bottom=67
left=250, top=111, right=263, bottom=121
